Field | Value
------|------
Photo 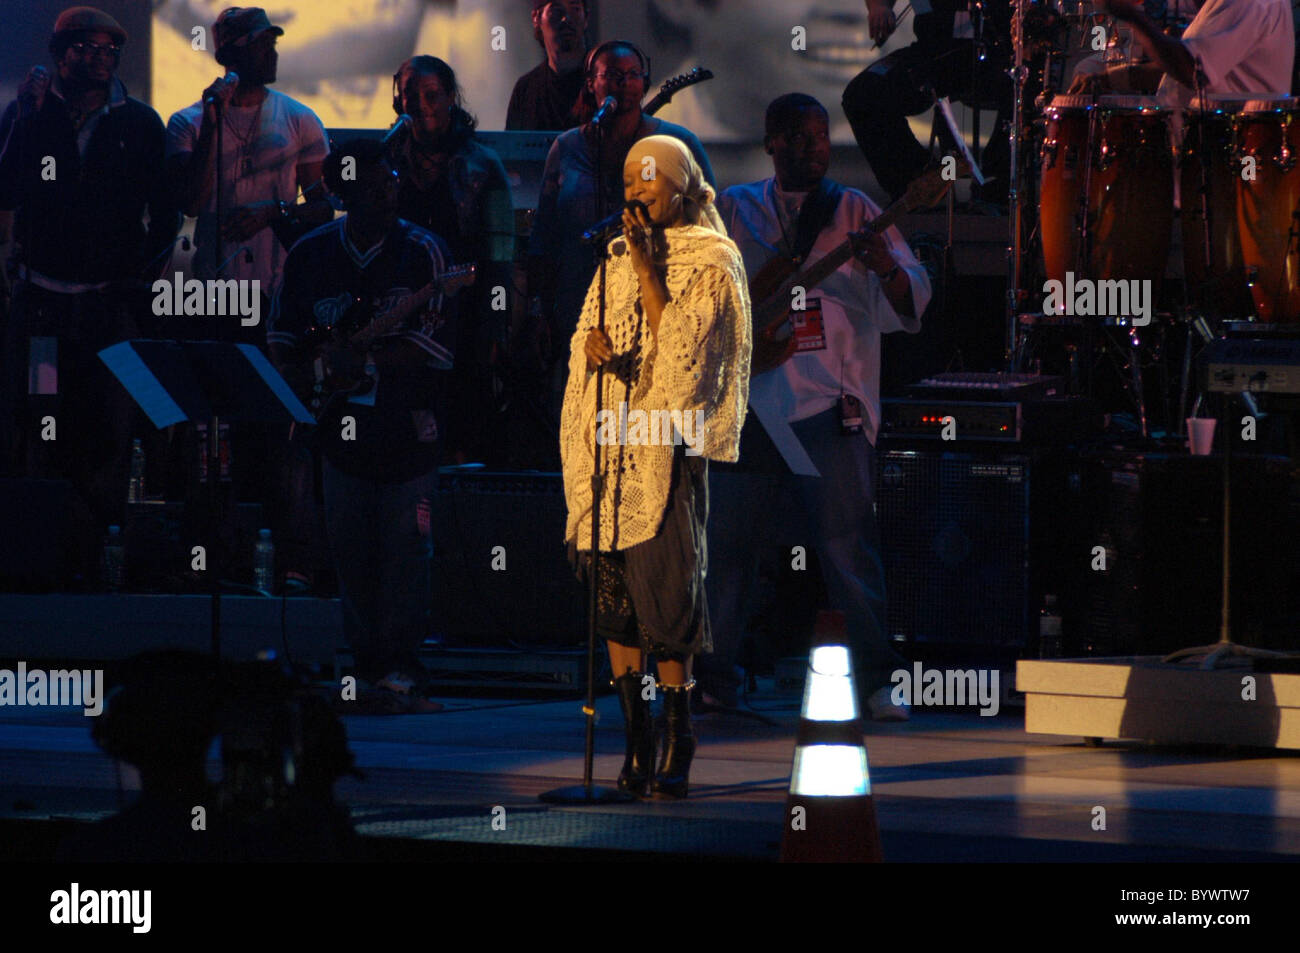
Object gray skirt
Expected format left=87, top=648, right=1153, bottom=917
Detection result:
left=570, top=450, right=712, bottom=661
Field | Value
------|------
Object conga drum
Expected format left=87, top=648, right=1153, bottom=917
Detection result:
left=1040, top=95, right=1174, bottom=299
left=1180, top=97, right=1254, bottom=318
left=1236, top=97, right=1300, bottom=323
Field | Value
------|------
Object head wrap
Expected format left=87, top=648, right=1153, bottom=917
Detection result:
left=623, top=135, right=725, bottom=235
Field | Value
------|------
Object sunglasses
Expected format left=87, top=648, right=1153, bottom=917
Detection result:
left=68, top=41, right=121, bottom=61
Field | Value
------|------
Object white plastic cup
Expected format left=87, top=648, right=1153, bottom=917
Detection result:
left=1186, top=417, right=1217, bottom=455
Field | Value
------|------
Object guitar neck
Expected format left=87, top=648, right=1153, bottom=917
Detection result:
left=793, top=201, right=905, bottom=293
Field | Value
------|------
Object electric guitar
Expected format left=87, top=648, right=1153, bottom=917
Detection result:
left=301, top=263, right=476, bottom=412
left=642, top=68, right=714, bottom=117
left=750, top=167, right=952, bottom=341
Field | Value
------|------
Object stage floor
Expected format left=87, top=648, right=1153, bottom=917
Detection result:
left=4, top=679, right=1300, bottom=863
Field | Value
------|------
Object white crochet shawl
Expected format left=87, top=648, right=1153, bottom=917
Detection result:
left=561, top=225, right=752, bottom=551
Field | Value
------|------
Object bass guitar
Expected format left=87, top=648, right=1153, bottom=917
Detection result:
left=301, top=263, right=476, bottom=413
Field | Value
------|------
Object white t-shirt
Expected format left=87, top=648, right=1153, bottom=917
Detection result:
left=717, top=178, right=931, bottom=446
left=1158, top=0, right=1295, bottom=106
left=166, top=89, right=329, bottom=293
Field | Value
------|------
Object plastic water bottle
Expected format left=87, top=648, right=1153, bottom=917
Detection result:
left=254, top=529, right=274, bottom=593
left=128, top=439, right=145, bottom=503
left=1039, top=594, right=1063, bottom=659
left=102, top=525, right=125, bottom=592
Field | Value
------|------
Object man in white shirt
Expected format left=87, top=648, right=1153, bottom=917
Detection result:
left=166, top=6, right=333, bottom=325
left=165, top=8, right=335, bottom=593
left=1094, top=0, right=1294, bottom=103
left=703, top=93, right=932, bottom=718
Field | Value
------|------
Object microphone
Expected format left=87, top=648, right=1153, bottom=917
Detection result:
left=591, top=95, right=618, bottom=127
left=383, top=114, right=413, bottom=148
left=581, top=200, right=648, bottom=245
left=205, top=71, right=239, bottom=105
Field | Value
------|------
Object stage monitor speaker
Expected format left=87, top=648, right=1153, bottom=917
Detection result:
left=432, top=470, right=585, bottom=646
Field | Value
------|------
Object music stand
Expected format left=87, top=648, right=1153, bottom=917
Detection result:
left=99, top=340, right=314, bottom=658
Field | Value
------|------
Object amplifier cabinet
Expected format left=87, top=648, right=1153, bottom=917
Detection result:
left=431, top=470, right=585, bottom=646
left=880, top=451, right=1041, bottom=650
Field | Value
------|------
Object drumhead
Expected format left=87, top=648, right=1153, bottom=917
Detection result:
left=1189, top=95, right=1258, bottom=113
left=1241, top=96, right=1300, bottom=114
left=1048, top=94, right=1165, bottom=112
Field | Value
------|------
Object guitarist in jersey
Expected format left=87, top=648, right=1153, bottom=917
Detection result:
left=703, top=93, right=930, bottom=719
left=268, top=138, right=453, bottom=713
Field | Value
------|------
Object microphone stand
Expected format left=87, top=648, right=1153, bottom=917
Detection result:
left=541, top=113, right=635, bottom=805
left=208, top=93, right=227, bottom=659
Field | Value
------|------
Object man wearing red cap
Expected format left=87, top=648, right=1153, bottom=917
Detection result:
left=0, top=6, right=179, bottom=579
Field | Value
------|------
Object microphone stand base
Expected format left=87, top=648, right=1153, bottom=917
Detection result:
left=538, top=784, right=637, bottom=805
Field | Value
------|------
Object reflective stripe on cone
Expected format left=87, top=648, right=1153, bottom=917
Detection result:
left=780, top=611, right=884, bottom=862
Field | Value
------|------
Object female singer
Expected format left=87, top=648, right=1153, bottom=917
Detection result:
left=528, top=41, right=714, bottom=431
left=559, top=136, right=751, bottom=798
left=388, top=55, right=514, bottom=463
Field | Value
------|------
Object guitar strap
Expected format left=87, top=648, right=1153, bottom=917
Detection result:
left=789, top=178, right=843, bottom=265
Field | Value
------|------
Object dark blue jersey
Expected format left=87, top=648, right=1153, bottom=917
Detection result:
left=269, top=217, right=453, bottom=482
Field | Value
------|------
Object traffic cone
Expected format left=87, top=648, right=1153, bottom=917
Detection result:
left=780, top=611, right=883, bottom=862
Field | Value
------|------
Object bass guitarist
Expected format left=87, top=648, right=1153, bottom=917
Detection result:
left=268, top=137, right=456, bottom=713
left=703, top=93, right=931, bottom=719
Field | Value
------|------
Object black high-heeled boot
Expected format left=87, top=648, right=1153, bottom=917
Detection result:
left=652, top=681, right=696, bottom=799
left=612, top=671, right=655, bottom=795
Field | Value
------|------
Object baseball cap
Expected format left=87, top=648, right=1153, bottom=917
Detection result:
left=213, top=7, right=284, bottom=55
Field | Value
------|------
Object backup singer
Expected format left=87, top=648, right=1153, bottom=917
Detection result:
left=388, top=55, right=513, bottom=464
left=560, top=136, right=751, bottom=798
left=0, top=6, right=178, bottom=577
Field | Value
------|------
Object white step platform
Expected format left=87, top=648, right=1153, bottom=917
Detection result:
left=1018, top=656, right=1300, bottom=750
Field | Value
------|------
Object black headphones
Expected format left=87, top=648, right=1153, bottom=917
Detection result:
left=584, top=39, right=651, bottom=88
left=392, top=57, right=414, bottom=116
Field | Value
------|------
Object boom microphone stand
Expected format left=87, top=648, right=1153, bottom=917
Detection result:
left=540, top=111, right=635, bottom=805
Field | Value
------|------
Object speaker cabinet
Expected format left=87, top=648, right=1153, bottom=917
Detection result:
left=431, top=470, right=585, bottom=646
left=876, top=448, right=1085, bottom=653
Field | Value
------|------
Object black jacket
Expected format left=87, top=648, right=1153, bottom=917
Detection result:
left=0, top=78, right=178, bottom=285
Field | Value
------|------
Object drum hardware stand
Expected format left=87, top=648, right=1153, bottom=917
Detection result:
left=1006, top=0, right=1031, bottom=370
left=927, top=97, right=985, bottom=329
